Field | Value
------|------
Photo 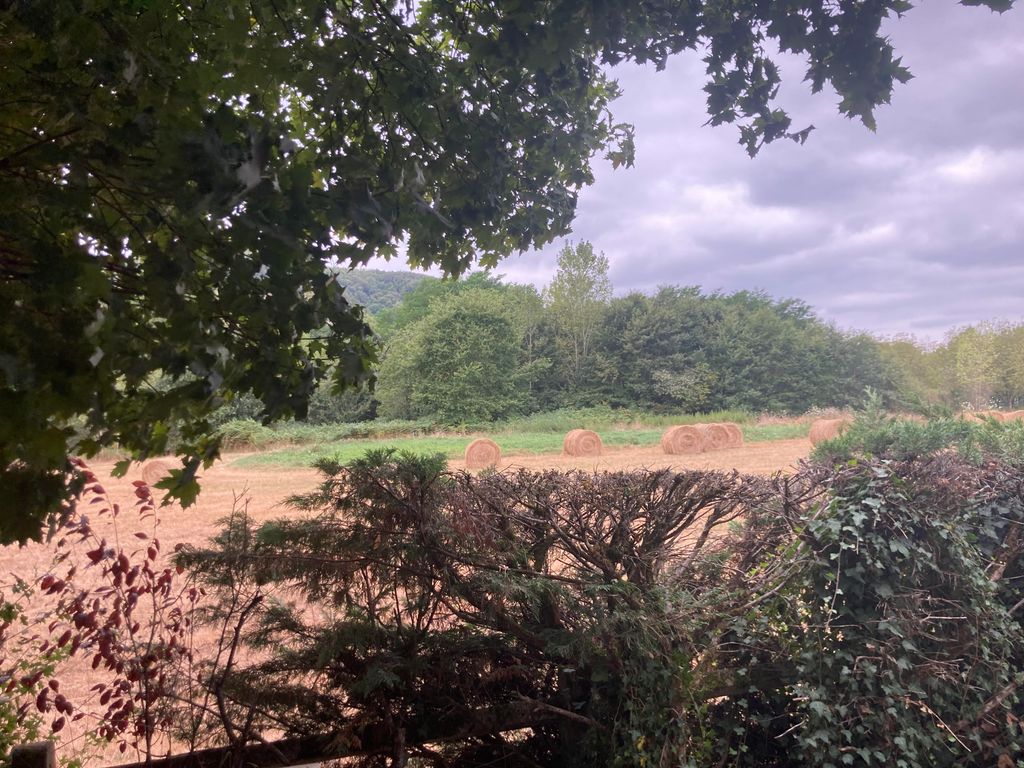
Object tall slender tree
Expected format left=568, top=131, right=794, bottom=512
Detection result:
left=543, top=242, right=613, bottom=389
left=953, top=325, right=1000, bottom=409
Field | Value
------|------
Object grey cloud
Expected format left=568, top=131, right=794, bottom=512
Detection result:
left=367, top=3, right=1024, bottom=341
left=511, top=2, right=1024, bottom=340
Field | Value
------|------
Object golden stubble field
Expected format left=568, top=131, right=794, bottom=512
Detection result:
left=3, top=436, right=812, bottom=578
left=0, top=437, right=811, bottom=764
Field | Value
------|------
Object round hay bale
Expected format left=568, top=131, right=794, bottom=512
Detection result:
left=699, top=423, right=732, bottom=451
left=808, top=418, right=852, bottom=446
left=465, top=438, right=501, bottom=470
left=563, top=429, right=603, bottom=457
left=141, top=460, right=170, bottom=487
left=563, top=429, right=583, bottom=454
left=660, top=425, right=707, bottom=455
left=722, top=422, right=744, bottom=447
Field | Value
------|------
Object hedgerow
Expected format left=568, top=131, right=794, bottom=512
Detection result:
left=171, top=449, right=1024, bottom=767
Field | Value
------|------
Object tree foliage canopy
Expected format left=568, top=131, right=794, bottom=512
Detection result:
left=1, top=0, right=1014, bottom=541
left=376, top=285, right=545, bottom=422
left=365, top=268, right=891, bottom=424
left=879, top=322, right=1024, bottom=410
left=543, top=242, right=612, bottom=388
left=335, top=270, right=428, bottom=317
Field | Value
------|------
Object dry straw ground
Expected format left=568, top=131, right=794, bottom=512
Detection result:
left=4, top=437, right=813, bottom=596
left=962, top=410, right=1024, bottom=423
left=0, top=436, right=812, bottom=764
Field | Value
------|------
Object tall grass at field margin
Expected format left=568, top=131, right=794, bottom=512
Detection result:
left=215, top=418, right=438, bottom=449
left=490, top=407, right=753, bottom=433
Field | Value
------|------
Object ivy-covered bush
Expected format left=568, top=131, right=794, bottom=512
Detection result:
left=710, top=457, right=1024, bottom=767
left=176, top=449, right=1024, bottom=768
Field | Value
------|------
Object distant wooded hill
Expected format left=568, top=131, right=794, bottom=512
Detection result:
left=336, top=269, right=428, bottom=315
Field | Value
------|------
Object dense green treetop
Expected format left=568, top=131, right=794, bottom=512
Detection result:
left=578, top=287, right=893, bottom=413
left=371, top=272, right=507, bottom=338
left=1, top=0, right=1014, bottom=541
left=368, top=267, right=895, bottom=421
left=334, top=269, right=428, bottom=316
left=376, top=286, right=545, bottom=422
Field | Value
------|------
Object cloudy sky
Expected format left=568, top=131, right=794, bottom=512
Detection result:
left=373, top=2, right=1024, bottom=341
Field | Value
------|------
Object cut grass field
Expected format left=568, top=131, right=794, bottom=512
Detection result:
left=4, top=413, right=817, bottom=764
left=233, top=422, right=809, bottom=468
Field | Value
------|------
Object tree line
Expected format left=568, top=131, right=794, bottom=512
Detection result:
left=218, top=245, right=1024, bottom=428
left=880, top=323, right=1024, bottom=410
left=366, top=243, right=894, bottom=423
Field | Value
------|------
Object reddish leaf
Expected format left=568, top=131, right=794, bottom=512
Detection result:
left=45, top=579, right=65, bottom=594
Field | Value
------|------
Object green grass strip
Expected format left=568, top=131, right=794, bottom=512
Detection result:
left=233, top=423, right=808, bottom=469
